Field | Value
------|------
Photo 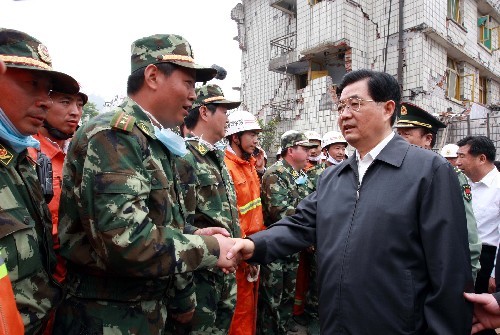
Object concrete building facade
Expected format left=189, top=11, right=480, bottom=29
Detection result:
left=231, top=0, right=500, bottom=154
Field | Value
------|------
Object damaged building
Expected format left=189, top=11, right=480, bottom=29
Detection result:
left=231, top=0, right=500, bottom=155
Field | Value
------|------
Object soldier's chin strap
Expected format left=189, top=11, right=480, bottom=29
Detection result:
left=43, top=120, right=73, bottom=140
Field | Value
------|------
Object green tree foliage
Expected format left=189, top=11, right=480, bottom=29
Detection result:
left=257, top=116, right=280, bottom=156
left=81, top=101, right=100, bottom=124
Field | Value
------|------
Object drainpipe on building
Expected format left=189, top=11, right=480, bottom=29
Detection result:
left=397, top=0, right=404, bottom=91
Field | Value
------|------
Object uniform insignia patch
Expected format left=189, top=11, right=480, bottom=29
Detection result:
left=291, top=170, right=299, bottom=178
left=37, top=44, right=52, bottom=64
left=110, top=112, right=135, bottom=132
left=0, top=144, right=13, bottom=166
left=400, top=105, right=408, bottom=115
left=137, top=122, right=150, bottom=135
left=462, top=184, right=472, bottom=202
left=198, top=144, right=207, bottom=155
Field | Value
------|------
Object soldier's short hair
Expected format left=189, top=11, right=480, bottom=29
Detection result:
left=184, top=103, right=217, bottom=130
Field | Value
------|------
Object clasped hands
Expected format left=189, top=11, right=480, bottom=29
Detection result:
left=193, top=227, right=256, bottom=274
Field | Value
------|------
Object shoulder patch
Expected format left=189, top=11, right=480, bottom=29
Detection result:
left=462, top=184, right=472, bottom=202
left=0, top=144, right=13, bottom=166
left=110, top=111, right=135, bottom=133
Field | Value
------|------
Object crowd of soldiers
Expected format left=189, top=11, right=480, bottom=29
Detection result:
left=1, top=26, right=500, bottom=335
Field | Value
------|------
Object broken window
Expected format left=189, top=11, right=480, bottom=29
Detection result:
left=479, top=76, right=487, bottom=104
left=446, top=57, right=461, bottom=101
left=296, top=73, right=308, bottom=90
left=478, top=16, right=492, bottom=50
left=447, top=0, right=461, bottom=22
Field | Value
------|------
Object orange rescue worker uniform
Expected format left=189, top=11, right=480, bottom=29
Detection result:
left=225, top=150, right=265, bottom=335
left=0, top=256, right=24, bottom=335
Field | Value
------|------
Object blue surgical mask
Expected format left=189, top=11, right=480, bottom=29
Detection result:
left=214, top=140, right=227, bottom=151
left=295, top=171, right=308, bottom=185
left=0, top=107, right=40, bottom=153
left=153, top=126, right=187, bottom=157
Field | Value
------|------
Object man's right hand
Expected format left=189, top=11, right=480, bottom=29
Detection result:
left=213, top=234, right=240, bottom=273
left=227, top=238, right=255, bottom=261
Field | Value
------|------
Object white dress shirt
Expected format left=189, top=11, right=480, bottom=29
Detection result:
left=470, top=167, right=500, bottom=247
left=355, top=131, right=395, bottom=184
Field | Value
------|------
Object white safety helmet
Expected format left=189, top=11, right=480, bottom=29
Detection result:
left=440, top=143, right=459, bottom=158
left=225, top=110, right=261, bottom=137
left=304, top=130, right=322, bottom=142
left=321, top=131, right=347, bottom=149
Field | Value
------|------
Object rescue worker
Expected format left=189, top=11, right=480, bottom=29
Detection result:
left=395, top=102, right=481, bottom=283
left=224, top=110, right=265, bottom=335
left=0, top=57, right=24, bottom=335
left=53, top=34, right=238, bottom=334
left=0, top=28, right=80, bottom=333
left=257, top=130, right=317, bottom=335
left=292, top=131, right=323, bottom=333
left=176, top=83, right=242, bottom=334
left=28, top=90, right=87, bottom=283
left=321, top=131, right=348, bottom=167
left=441, top=143, right=460, bottom=166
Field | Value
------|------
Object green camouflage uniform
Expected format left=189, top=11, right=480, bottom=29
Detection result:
left=53, top=98, right=220, bottom=334
left=0, top=28, right=80, bottom=334
left=258, top=131, right=316, bottom=335
left=304, top=162, right=325, bottom=194
left=0, top=141, right=63, bottom=334
left=173, top=84, right=241, bottom=334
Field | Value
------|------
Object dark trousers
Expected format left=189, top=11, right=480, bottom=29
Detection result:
left=476, top=244, right=497, bottom=335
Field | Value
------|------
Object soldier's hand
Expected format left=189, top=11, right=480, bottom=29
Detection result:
left=464, top=292, right=500, bottom=333
left=171, top=308, right=195, bottom=324
left=213, top=234, right=240, bottom=273
left=194, top=227, right=230, bottom=237
left=227, top=238, right=255, bottom=261
left=254, top=148, right=266, bottom=171
left=488, top=277, right=496, bottom=294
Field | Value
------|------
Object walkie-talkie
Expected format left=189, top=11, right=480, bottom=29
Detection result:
left=36, top=150, right=54, bottom=203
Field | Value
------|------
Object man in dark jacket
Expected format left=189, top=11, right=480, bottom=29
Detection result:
left=228, top=69, right=474, bottom=334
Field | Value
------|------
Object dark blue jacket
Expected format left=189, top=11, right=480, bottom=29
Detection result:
left=250, top=134, right=473, bottom=334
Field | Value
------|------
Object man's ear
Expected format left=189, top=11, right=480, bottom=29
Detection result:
left=199, top=105, right=209, bottom=122
left=383, top=100, right=396, bottom=121
left=143, top=64, right=160, bottom=90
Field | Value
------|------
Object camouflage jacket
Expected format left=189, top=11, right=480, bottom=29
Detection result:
left=304, top=161, right=325, bottom=193
left=261, top=159, right=310, bottom=227
left=455, top=166, right=481, bottom=282
left=58, top=97, right=219, bottom=302
left=176, top=135, right=241, bottom=238
left=0, top=140, right=62, bottom=334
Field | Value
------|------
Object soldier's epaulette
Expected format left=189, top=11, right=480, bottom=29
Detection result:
left=276, top=165, right=285, bottom=173
left=110, top=111, right=135, bottom=133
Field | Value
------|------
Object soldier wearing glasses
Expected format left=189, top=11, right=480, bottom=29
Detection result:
left=228, top=69, right=473, bottom=334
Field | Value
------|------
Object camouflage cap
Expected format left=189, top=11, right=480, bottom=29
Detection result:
left=281, top=130, right=317, bottom=150
left=192, top=84, right=241, bottom=110
left=130, top=34, right=216, bottom=82
left=0, top=28, right=79, bottom=94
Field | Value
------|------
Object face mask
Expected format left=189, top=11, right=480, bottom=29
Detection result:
left=308, top=155, right=322, bottom=162
left=153, top=126, right=187, bottom=157
left=214, top=140, right=227, bottom=151
left=327, top=156, right=343, bottom=165
left=295, top=171, right=308, bottom=185
left=0, top=108, right=40, bottom=153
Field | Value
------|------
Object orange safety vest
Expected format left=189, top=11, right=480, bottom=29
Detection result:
left=0, top=257, right=24, bottom=335
left=28, top=134, right=67, bottom=283
left=225, top=150, right=265, bottom=335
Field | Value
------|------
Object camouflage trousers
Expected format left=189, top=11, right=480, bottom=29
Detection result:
left=53, top=294, right=168, bottom=335
left=189, top=269, right=237, bottom=334
left=301, top=251, right=319, bottom=320
left=257, top=253, right=299, bottom=335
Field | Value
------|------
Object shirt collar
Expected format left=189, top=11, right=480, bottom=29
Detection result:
left=479, top=167, right=500, bottom=188
left=355, top=131, right=395, bottom=162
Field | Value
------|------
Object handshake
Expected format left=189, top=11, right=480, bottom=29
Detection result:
left=193, top=227, right=256, bottom=273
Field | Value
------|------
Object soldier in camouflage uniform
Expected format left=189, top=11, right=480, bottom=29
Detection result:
left=174, top=84, right=241, bottom=334
left=395, top=102, right=481, bottom=283
left=0, top=28, right=80, bottom=334
left=258, top=131, right=317, bottom=335
left=53, top=34, right=239, bottom=335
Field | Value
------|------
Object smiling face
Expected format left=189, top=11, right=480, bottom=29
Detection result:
left=337, top=78, right=394, bottom=156
left=0, top=67, right=53, bottom=135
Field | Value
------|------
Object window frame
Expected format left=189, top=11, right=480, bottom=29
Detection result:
left=446, top=58, right=461, bottom=101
